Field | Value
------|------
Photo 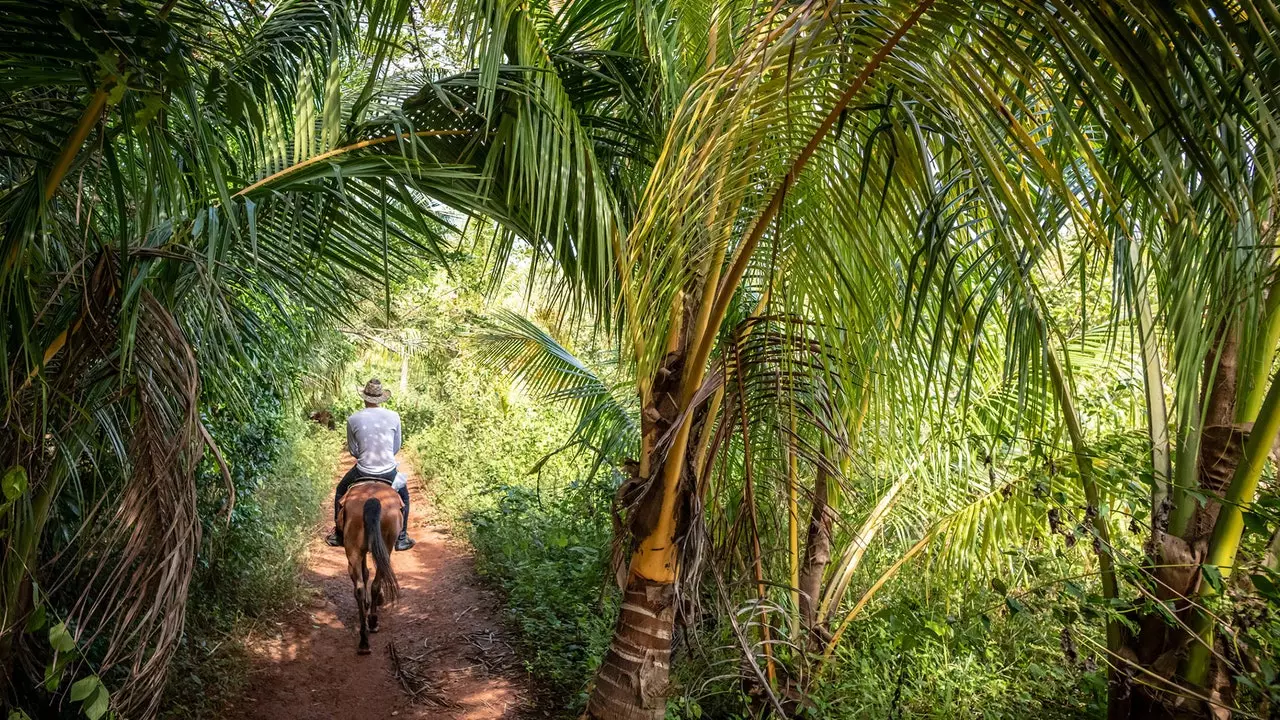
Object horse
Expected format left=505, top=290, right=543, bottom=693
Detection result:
left=338, top=480, right=402, bottom=654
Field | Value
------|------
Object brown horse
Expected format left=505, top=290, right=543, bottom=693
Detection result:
left=338, top=481, right=402, bottom=654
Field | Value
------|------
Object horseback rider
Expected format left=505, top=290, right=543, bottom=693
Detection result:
left=325, top=379, right=416, bottom=551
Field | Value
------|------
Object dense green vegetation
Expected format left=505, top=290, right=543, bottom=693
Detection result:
left=6, top=1, right=1280, bottom=719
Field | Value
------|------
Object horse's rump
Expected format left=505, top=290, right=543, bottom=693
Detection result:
left=362, top=497, right=399, bottom=603
left=340, top=482, right=402, bottom=599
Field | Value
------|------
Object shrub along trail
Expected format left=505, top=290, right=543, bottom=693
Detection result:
left=231, top=454, right=535, bottom=719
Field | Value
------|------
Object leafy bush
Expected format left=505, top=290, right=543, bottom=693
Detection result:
left=467, top=481, right=617, bottom=700
left=812, top=577, right=1107, bottom=719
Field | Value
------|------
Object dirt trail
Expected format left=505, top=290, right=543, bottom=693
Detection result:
left=232, top=454, right=535, bottom=719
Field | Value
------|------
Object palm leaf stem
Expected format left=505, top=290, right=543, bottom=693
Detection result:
left=234, top=129, right=476, bottom=198
left=687, top=0, right=936, bottom=388
left=1235, top=278, right=1280, bottom=424
left=818, top=524, right=935, bottom=669
left=42, top=89, right=107, bottom=202
left=692, top=384, right=725, bottom=487
left=814, top=473, right=907, bottom=625
left=1128, top=238, right=1171, bottom=525
left=787, top=401, right=801, bottom=640
left=1042, top=321, right=1122, bottom=652
left=1183, top=369, right=1280, bottom=684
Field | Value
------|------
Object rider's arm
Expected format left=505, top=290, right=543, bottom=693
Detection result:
left=347, top=417, right=360, bottom=457
left=392, top=415, right=402, bottom=455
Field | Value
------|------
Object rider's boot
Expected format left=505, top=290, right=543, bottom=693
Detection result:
left=325, top=527, right=343, bottom=547
left=395, top=508, right=415, bottom=551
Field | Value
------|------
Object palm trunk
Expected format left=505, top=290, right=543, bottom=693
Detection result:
left=589, top=250, right=723, bottom=717
left=1184, top=372, right=1280, bottom=690
left=798, top=465, right=834, bottom=633
left=587, top=572, right=677, bottom=720
left=1122, top=316, right=1280, bottom=719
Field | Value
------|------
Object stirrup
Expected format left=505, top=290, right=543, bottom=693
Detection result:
left=325, top=531, right=342, bottom=547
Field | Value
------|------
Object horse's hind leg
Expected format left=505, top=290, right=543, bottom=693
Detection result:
left=354, top=585, right=370, bottom=653
left=369, top=583, right=381, bottom=633
left=354, top=553, right=371, bottom=654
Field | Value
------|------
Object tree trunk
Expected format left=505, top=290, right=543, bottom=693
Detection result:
left=589, top=288, right=701, bottom=719
left=799, top=465, right=834, bottom=633
left=1122, top=323, right=1246, bottom=720
left=586, top=573, right=677, bottom=720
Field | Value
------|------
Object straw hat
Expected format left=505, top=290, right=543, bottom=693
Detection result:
left=359, top=378, right=391, bottom=404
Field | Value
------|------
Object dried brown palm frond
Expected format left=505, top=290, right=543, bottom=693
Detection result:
left=61, top=294, right=201, bottom=718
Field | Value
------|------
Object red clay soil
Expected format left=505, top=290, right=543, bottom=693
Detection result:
left=230, top=454, right=536, bottom=719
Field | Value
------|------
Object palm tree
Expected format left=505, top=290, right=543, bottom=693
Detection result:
left=427, top=0, right=1280, bottom=717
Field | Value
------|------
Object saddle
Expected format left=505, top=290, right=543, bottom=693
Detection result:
left=337, top=476, right=396, bottom=509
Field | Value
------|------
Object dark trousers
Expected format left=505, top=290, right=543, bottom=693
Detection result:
left=334, top=465, right=410, bottom=533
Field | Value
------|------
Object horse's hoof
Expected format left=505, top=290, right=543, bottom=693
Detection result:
left=358, top=646, right=371, bottom=655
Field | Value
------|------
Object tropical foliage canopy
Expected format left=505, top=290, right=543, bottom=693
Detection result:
left=4, top=0, right=1280, bottom=718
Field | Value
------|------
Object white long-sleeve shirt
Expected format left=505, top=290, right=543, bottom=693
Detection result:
left=347, top=407, right=402, bottom=474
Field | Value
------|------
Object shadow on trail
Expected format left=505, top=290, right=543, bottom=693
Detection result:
left=231, top=455, right=533, bottom=720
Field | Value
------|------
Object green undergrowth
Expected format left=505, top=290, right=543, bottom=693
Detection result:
left=160, top=413, right=337, bottom=718
left=808, top=575, right=1107, bottom=718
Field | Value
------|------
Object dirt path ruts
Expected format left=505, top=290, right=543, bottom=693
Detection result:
left=231, top=454, right=534, bottom=719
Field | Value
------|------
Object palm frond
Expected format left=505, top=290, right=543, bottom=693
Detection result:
left=477, top=309, right=639, bottom=463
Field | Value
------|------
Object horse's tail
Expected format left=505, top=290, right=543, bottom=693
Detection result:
left=363, top=497, right=399, bottom=603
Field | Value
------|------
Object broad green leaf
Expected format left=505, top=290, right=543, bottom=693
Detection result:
left=70, top=675, right=100, bottom=702
left=2, top=466, right=26, bottom=501
left=25, top=605, right=45, bottom=633
left=1251, top=571, right=1280, bottom=602
left=48, top=622, right=75, bottom=653
left=1242, top=510, right=1268, bottom=536
left=1200, top=564, right=1224, bottom=593
left=84, top=685, right=109, bottom=720
left=1064, top=581, right=1087, bottom=600
left=44, top=657, right=64, bottom=692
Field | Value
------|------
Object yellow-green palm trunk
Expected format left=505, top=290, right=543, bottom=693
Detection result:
left=1235, top=284, right=1280, bottom=424
left=1182, top=373, right=1280, bottom=686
